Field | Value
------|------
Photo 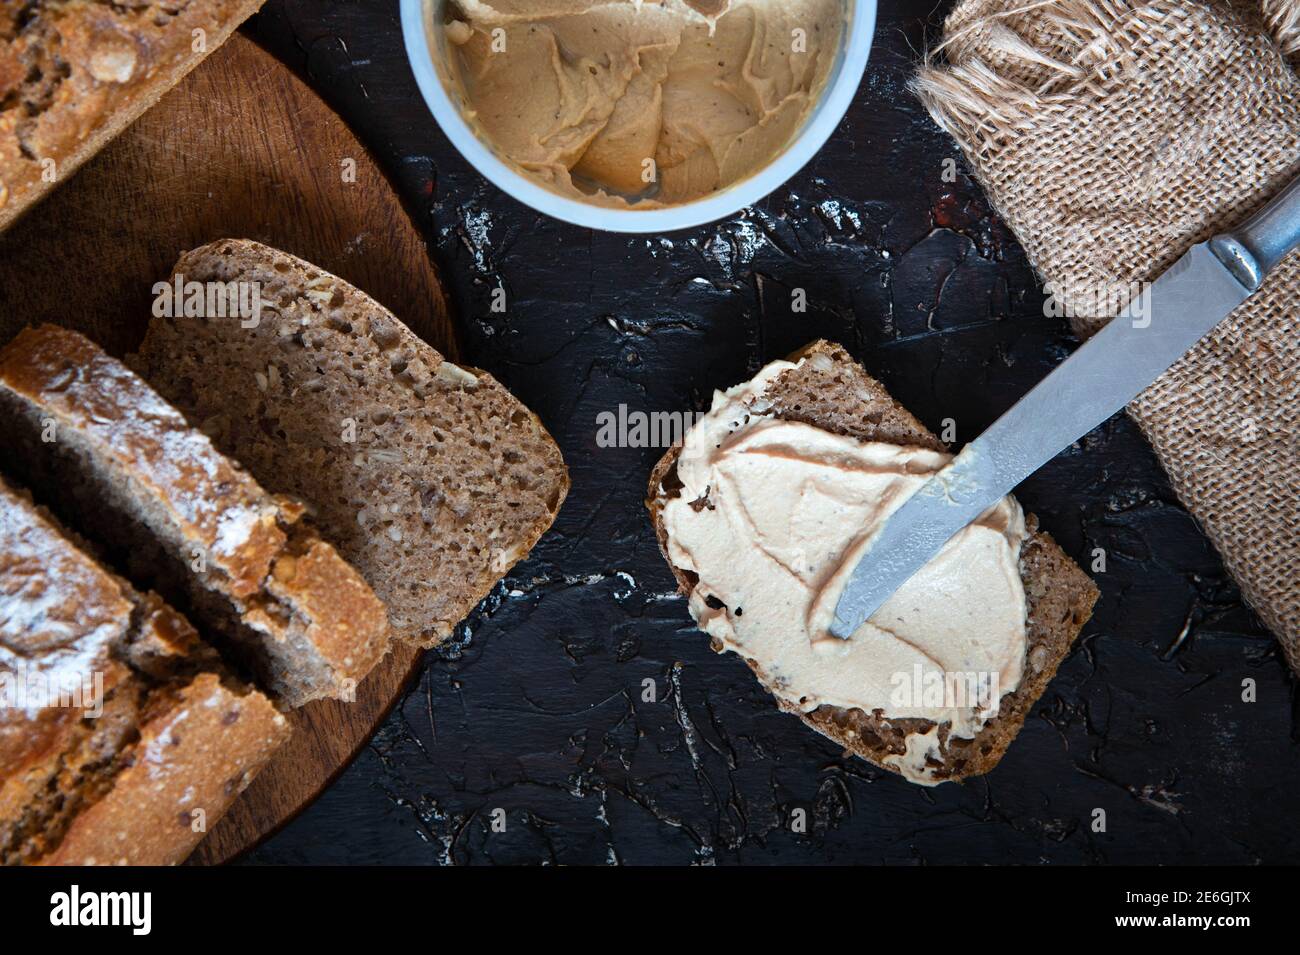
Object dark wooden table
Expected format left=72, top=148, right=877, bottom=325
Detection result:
left=239, top=0, right=1293, bottom=864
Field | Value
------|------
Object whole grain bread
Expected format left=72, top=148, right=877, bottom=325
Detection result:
left=0, top=474, right=289, bottom=866
left=0, top=0, right=264, bottom=233
left=131, top=239, right=570, bottom=647
left=37, top=672, right=288, bottom=865
left=0, top=325, right=390, bottom=706
left=646, top=340, right=1098, bottom=784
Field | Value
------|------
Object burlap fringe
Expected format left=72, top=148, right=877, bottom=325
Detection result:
left=1261, top=0, right=1300, bottom=55
left=917, top=1, right=1300, bottom=153
left=912, top=0, right=1156, bottom=159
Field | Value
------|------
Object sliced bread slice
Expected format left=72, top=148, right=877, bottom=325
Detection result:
left=131, top=239, right=569, bottom=647
left=0, top=325, right=390, bottom=707
left=646, top=340, right=1098, bottom=784
left=0, top=474, right=289, bottom=866
left=0, top=0, right=266, bottom=233
left=37, top=671, right=287, bottom=866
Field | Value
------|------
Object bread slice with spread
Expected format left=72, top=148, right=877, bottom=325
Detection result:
left=646, top=341, right=1098, bottom=785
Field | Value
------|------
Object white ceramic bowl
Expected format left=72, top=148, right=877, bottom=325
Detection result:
left=400, top=0, right=877, bottom=233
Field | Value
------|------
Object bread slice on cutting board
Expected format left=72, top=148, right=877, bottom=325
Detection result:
left=0, top=0, right=266, bottom=233
left=0, top=473, right=289, bottom=865
left=646, top=340, right=1098, bottom=784
left=0, top=324, right=389, bottom=707
left=131, top=239, right=570, bottom=647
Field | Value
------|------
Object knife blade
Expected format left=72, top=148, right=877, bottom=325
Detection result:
left=828, top=173, right=1300, bottom=639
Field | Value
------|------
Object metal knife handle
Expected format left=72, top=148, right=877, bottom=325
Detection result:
left=1209, top=173, right=1300, bottom=291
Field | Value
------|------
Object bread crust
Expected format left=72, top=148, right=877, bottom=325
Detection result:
left=646, top=340, right=1099, bottom=783
left=40, top=673, right=288, bottom=866
left=0, top=476, right=135, bottom=857
left=0, top=324, right=390, bottom=705
left=0, top=0, right=266, bottom=233
left=0, top=325, right=285, bottom=596
left=0, top=474, right=289, bottom=865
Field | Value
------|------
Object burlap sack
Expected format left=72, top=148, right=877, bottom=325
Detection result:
left=913, top=0, right=1300, bottom=669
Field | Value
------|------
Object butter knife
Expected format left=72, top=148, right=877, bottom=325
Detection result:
left=829, top=173, right=1300, bottom=638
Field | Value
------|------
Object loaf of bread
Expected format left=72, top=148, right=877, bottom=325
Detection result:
left=0, top=0, right=264, bottom=233
left=646, top=341, right=1098, bottom=784
left=132, top=239, right=570, bottom=646
left=0, top=474, right=289, bottom=865
left=0, top=325, right=390, bottom=706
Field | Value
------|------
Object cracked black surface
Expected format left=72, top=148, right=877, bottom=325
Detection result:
left=240, top=0, right=1296, bottom=865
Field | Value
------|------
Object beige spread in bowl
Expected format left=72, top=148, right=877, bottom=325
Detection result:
left=441, top=0, right=845, bottom=208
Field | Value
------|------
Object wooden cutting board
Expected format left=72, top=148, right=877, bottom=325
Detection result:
left=0, top=33, right=456, bottom=864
